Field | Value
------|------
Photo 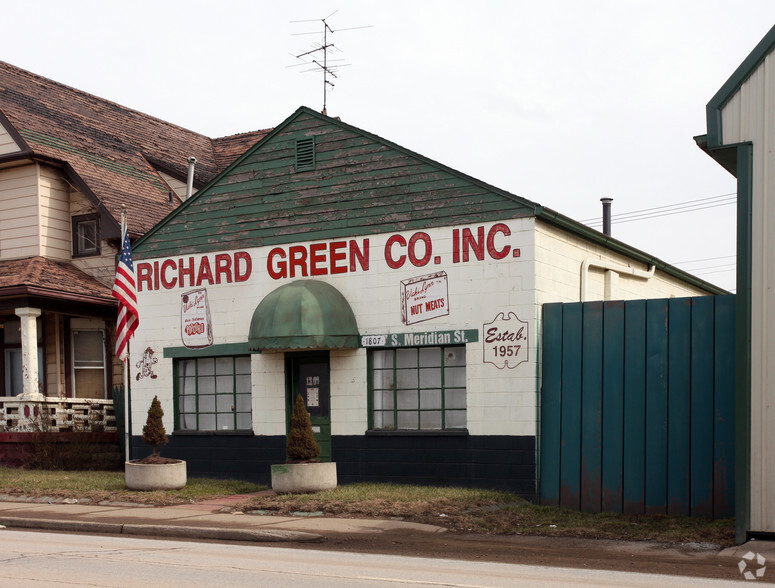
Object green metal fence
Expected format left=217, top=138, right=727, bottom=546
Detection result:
left=540, top=295, right=735, bottom=517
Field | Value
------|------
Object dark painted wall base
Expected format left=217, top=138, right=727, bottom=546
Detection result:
left=131, top=433, right=536, bottom=499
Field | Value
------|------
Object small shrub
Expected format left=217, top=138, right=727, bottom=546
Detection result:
left=141, top=396, right=168, bottom=457
left=286, top=394, right=320, bottom=462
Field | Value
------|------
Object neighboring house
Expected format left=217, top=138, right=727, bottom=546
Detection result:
left=697, top=23, right=775, bottom=541
left=0, top=61, right=268, bottom=434
left=130, top=106, right=726, bottom=495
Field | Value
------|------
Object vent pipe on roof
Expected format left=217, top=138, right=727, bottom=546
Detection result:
left=185, top=157, right=197, bottom=200
left=600, top=197, right=613, bottom=236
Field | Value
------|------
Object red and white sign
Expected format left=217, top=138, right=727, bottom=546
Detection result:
left=181, top=288, right=213, bottom=348
left=401, top=272, right=449, bottom=325
left=483, top=312, right=528, bottom=368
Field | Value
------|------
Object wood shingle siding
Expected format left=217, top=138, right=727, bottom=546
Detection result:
left=134, top=108, right=536, bottom=258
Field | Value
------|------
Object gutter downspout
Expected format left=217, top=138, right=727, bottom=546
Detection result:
left=580, top=259, right=656, bottom=302
left=185, top=156, right=197, bottom=200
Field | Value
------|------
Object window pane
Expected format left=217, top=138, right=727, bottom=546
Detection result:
left=198, top=413, right=216, bottom=431
left=396, top=368, right=418, bottom=388
left=181, top=413, right=197, bottom=430
left=235, top=356, right=251, bottom=374
left=216, top=375, right=233, bottom=394
left=73, top=331, right=104, bottom=366
left=372, top=350, right=393, bottom=369
left=444, top=366, right=466, bottom=388
left=420, top=389, right=441, bottom=409
left=373, top=369, right=394, bottom=390
left=397, top=389, right=417, bottom=409
left=396, top=348, right=417, bottom=368
left=444, top=347, right=466, bottom=366
left=236, top=413, right=251, bottom=430
left=180, top=359, right=196, bottom=378
left=180, top=377, right=197, bottom=396
left=180, top=395, right=196, bottom=413
left=199, top=376, right=215, bottom=394
left=235, top=375, right=250, bottom=394
left=446, top=388, right=467, bottom=409
left=197, top=358, right=215, bottom=376
left=397, top=411, right=418, bottom=430
left=445, top=409, right=467, bottom=429
left=373, top=389, right=394, bottom=411
left=216, top=413, right=235, bottom=431
left=420, top=410, right=442, bottom=430
left=77, top=220, right=98, bottom=253
left=216, top=395, right=234, bottom=412
left=419, top=367, right=441, bottom=387
left=199, top=395, right=215, bottom=412
left=419, top=347, right=441, bottom=367
left=236, top=393, right=251, bottom=412
left=215, top=357, right=233, bottom=375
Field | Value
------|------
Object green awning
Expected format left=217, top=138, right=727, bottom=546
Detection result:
left=248, top=280, right=359, bottom=351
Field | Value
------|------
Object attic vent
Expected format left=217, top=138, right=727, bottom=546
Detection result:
left=295, top=137, right=315, bottom=171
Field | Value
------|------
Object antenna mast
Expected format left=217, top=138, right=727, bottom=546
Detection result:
left=290, top=13, right=371, bottom=115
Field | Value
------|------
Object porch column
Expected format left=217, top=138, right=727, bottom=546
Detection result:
left=15, top=307, right=43, bottom=400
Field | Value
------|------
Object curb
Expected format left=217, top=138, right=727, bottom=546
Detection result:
left=0, top=517, right=322, bottom=543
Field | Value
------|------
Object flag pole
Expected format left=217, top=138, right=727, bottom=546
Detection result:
left=124, top=348, right=130, bottom=463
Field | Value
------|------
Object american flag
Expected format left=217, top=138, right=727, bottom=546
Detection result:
left=112, top=217, right=139, bottom=361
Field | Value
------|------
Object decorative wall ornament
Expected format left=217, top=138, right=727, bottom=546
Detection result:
left=135, top=347, right=159, bottom=381
left=483, top=312, right=529, bottom=369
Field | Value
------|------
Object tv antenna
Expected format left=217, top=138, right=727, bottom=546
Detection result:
left=290, top=11, right=371, bottom=115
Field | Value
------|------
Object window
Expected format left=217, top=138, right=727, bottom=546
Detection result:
left=370, top=346, right=466, bottom=431
left=72, top=329, right=106, bottom=399
left=3, top=318, right=44, bottom=396
left=176, top=356, right=252, bottom=431
left=72, top=214, right=100, bottom=257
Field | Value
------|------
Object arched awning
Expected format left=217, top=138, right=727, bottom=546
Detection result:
left=248, top=280, right=359, bottom=351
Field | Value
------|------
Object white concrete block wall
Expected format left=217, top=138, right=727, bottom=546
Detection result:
left=132, top=218, right=541, bottom=438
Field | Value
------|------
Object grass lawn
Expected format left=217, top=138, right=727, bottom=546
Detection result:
left=0, top=467, right=735, bottom=545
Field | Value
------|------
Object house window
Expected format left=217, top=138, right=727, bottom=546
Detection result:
left=175, top=356, right=252, bottom=431
left=72, top=214, right=100, bottom=257
left=369, top=346, right=467, bottom=431
left=72, top=329, right=106, bottom=399
left=2, top=318, right=44, bottom=396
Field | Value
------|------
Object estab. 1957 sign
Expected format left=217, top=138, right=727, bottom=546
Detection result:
left=483, top=312, right=528, bottom=368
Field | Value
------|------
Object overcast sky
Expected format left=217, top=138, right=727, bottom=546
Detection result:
left=3, top=1, right=774, bottom=292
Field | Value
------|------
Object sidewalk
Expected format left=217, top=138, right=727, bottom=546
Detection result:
left=0, top=492, right=447, bottom=543
left=2, top=493, right=775, bottom=583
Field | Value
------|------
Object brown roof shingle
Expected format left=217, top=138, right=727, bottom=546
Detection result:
left=0, top=61, right=271, bottom=236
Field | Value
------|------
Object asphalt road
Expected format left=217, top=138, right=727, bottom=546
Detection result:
left=0, top=529, right=742, bottom=587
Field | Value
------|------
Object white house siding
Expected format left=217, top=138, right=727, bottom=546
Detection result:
left=0, top=122, right=20, bottom=155
left=38, top=165, right=71, bottom=261
left=0, top=163, right=40, bottom=259
left=719, top=49, right=775, bottom=533
left=534, top=220, right=713, bottom=304
left=131, top=218, right=540, bottom=439
left=157, top=171, right=188, bottom=202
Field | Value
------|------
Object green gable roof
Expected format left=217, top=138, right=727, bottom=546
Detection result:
left=132, top=106, right=537, bottom=258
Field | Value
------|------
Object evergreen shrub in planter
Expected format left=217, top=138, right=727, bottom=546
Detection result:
left=271, top=394, right=337, bottom=493
left=125, top=395, right=187, bottom=490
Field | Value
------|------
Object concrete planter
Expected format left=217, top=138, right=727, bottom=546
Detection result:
left=271, top=462, right=337, bottom=493
left=125, top=460, right=187, bottom=490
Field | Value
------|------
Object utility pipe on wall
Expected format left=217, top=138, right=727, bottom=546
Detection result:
left=580, top=259, right=656, bottom=302
left=185, top=156, right=197, bottom=200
